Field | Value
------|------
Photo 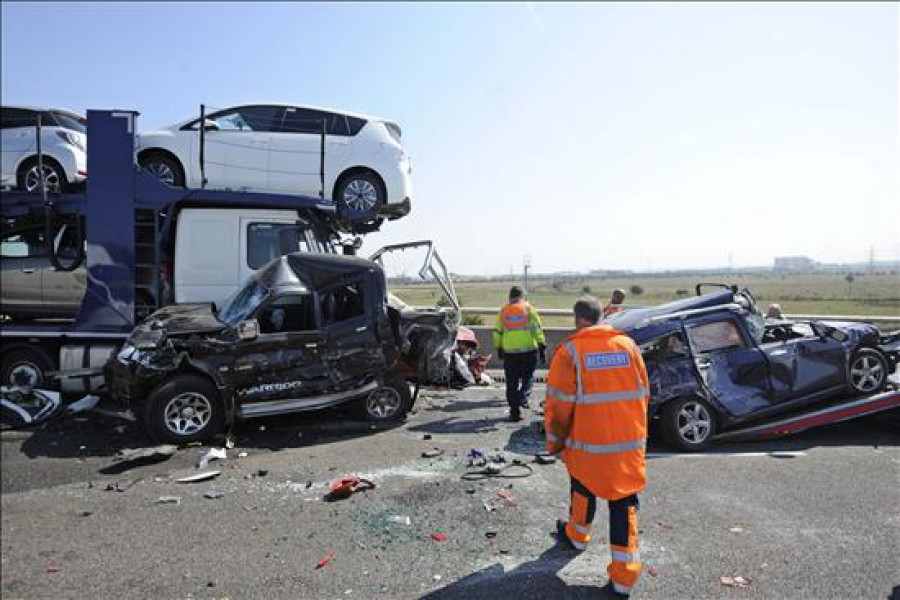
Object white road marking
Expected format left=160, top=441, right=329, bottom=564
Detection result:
left=647, top=450, right=807, bottom=458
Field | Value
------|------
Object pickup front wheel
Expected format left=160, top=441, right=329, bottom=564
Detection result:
left=143, top=375, right=223, bottom=444
left=356, top=374, right=412, bottom=422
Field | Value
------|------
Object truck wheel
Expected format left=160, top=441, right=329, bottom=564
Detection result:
left=848, top=348, right=888, bottom=395
left=356, top=374, right=412, bottom=422
left=660, top=397, right=716, bottom=452
left=1, top=347, right=55, bottom=388
left=143, top=375, right=223, bottom=444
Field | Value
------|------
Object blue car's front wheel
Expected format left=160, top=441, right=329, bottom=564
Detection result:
left=848, top=348, right=888, bottom=395
left=660, top=397, right=717, bottom=452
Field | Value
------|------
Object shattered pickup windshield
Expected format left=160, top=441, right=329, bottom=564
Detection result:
left=219, top=280, right=269, bottom=326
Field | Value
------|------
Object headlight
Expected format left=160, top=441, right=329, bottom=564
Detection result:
left=117, top=344, right=138, bottom=363
left=56, top=130, right=85, bottom=151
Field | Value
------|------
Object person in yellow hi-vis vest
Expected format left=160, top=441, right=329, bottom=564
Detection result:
left=545, top=295, right=649, bottom=598
left=493, top=286, right=546, bottom=422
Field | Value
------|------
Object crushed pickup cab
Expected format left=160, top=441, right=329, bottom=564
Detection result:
left=607, top=284, right=897, bottom=451
left=106, top=244, right=459, bottom=444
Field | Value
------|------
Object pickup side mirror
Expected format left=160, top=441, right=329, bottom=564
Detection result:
left=202, top=119, right=220, bottom=132
left=237, top=319, right=259, bottom=341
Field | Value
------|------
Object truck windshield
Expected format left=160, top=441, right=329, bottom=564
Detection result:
left=219, top=280, right=269, bottom=326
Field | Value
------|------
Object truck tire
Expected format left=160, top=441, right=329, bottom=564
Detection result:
left=847, top=348, right=888, bottom=395
left=355, top=374, right=412, bottom=422
left=660, top=397, right=717, bottom=452
left=143, top=375, right=223, bottom=444
left=1, top=347, right=55, bottom=388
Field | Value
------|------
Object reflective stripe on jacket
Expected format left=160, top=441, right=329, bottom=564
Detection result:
left=544, top=324, right=649, bottom=500
left=492, top=300, right=546, bottom=353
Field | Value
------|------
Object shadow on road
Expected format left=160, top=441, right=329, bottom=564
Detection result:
left=420, top=545, right=615, bottom=600
left=11, top=398, right=404, bottom=461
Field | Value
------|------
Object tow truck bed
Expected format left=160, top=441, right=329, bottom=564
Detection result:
left=714, top=388, right=900, bottom=441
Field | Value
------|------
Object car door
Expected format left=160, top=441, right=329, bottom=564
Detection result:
left=1, top=226, right=47, bottom=316
left=268, top=107, right=352, bottom=195
left=231, top=293, right=330, bottom=410
left=202, top=105, right=281, bottom=192
left=759, top=322, right=846, bottom=401
left=40, top=224, right=87, bottom=316
left=685, top=315, right=773, bottom=418
left=320, top=276, right=384, bottom=382
left=1, top=108, right=36, bottom=186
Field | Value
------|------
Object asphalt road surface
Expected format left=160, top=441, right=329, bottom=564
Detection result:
left=2, top=384, right=899, bottom=599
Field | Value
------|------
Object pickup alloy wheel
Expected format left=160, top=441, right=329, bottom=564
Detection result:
left=848, top=349, right=887, bottom=395
left=144, top=375, right=223, bottom=444
left=359, top=375, right=412, bottom=422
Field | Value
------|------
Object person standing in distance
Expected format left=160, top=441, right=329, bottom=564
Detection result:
left=545, top=295, right=650, bottom=598
left=602, top=288, right=627, bottom=319
left=493, top=286, right=547, bottom=422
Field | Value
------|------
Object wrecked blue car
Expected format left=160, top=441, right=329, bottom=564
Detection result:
left=607, top=284, right=897, bottom=450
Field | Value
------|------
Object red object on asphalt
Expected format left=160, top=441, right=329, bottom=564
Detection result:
left=315, top=550, right=336, bottom=570
left=648, top=566, right=658, bottom=577
left=430, top=533, right=447, bottom=542
left=46, top=566, right=61, bottom=574
left=325, top=476, right=376, bottom=501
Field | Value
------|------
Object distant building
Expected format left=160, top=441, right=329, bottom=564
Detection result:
left=774, top=256, right=816, bottom=273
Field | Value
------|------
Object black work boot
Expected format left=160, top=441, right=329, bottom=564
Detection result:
left=554, top=519, right=584, bottom=553
left=509, top=410, right=522, bottom=422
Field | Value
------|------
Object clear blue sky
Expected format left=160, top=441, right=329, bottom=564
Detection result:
left=3, top=2, right=897, bottom=275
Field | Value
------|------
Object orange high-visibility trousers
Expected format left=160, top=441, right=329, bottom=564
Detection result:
left=565, top=476, right=642, bottom=596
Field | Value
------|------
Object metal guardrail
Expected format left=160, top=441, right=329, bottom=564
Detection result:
left=446, top=306, right=900, bottom=326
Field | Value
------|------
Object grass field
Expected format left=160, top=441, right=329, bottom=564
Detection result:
left=392, top=272, right=900, bottom=327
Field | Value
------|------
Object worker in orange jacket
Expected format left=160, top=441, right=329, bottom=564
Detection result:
left=545, top=295, right=649, bottom=598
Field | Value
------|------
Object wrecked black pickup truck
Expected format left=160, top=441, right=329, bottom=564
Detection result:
left=106, top=243, right=460, bottom=443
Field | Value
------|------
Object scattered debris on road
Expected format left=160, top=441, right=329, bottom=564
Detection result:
left=1, top=387, right=61, bottom=428
left=176, top=471, right=221, bottom=484
left=421, top=449, right=445, bottom=458
left=112, top=445, right=178, bottom=469
left=388, top=515, right=412, bottom=526
left=155, top=496, right=182, bottom=505
left=315, top=550, right=336, bottom=570
left=197, top=447, right=227, bottom=469
left=648, top=566, right=659, bottom=577
left=729, top=525, right=745, bottom=533
left=64, top=395, right=100, bottom=415
left=430, top=533, right=447, bottom=542
left=720, top=575, right=752, bottom=588
left=204, top=491, right=225, bottom=500
left=325, top=476, right=376, bottom=501
left=535, top=452, right=557, bottom=465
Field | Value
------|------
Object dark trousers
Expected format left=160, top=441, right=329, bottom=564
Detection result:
left=503, top=350, right=538, bottom=413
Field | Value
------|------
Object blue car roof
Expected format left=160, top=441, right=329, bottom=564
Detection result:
left=608, top=288, right=737, bottom=343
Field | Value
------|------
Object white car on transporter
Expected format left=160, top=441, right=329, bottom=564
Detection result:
left=136, top=103, right=412, bottom=219
left=0, top=106, right=87, bottom=193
